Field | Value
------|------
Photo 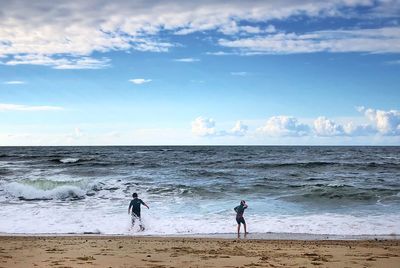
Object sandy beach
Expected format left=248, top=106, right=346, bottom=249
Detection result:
left=0, top=236, right=399, bottom=268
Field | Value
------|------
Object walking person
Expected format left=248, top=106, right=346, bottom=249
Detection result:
left=128, top=192, right=149, bottom=231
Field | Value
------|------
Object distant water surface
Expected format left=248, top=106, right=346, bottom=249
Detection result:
left=0, top=146, right=399, bottom=235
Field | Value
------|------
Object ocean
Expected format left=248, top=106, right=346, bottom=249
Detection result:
left=0, top=146, right=399, bottom=236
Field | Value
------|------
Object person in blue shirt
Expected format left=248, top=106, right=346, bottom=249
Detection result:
left=128, top=192, right=149, bottom=231
left=234, top=200, right=248, bottom=237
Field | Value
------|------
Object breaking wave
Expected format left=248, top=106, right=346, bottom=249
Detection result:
left=4, top=181, right=87, bottom=201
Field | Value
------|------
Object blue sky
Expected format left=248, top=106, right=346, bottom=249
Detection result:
left=0, top=0, right=399, bottom=145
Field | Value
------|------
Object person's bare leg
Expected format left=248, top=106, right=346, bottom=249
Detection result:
left=130, top=217, right=135, bottom=230
left=139, top=218, right=145, bottom=231
left=237, top=224, right=241, bottom=237
left=244, top=223, right=247, bottom=237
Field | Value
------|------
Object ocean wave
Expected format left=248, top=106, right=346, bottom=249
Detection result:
left=252, top=161, right=337, bottom=169
left=146, top=184, right=229, bottom=198
left=4, top=182, right=86, bottom=201
left=281, top=184, right=399, bottom=203
left=252, top=161, right=400, bottom=169
left=181, top=168, right=232, bottom=177
left=17, top=178, right=86, bottom=190
left=0, top=168, right=12, bottom=175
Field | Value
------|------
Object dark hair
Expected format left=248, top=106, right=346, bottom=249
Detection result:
left=132, top=193, right=138, bottom=198
left=240, top=200, right=245, bottom=205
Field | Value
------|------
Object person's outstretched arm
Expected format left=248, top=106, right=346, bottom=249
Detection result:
left=141, top=199, right=149, bottom=209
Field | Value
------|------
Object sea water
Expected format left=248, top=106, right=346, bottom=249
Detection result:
left=0, top=146, right=399, bottom=236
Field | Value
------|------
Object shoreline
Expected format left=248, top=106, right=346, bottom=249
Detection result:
left=1, top=236, right=399, bottom=267
left=1, top=232, right=399, bottom=241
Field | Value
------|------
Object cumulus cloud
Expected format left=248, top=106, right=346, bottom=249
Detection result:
left=173, top=58, right=200, bottom=62
left=0, top=0, right=390, bottom=67
left=191, top=117, right=248, bottom=137
left=257, top=116, right=309, bottom=136
left=0, top=103, right=63, bottom=112
left=360, top=107, right=400, bottom=135
left=192, top=108, right=400, bottom=139
left=3, top=80, right=25, bottom=84
left=129, top=78, right=152, bottom=84
left=313, top=116, right=344, bottom=136
left=230, top=121, right=248, bottom=136
left=191, top=116, right=216, bottom=137
left=343, top=122, right=376, bottom=136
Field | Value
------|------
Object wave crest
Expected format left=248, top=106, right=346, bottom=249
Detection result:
left=4, top=182, right=86, bottom=201
left=59, top=158, right=80, bottom=163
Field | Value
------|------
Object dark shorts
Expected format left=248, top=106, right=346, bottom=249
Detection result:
left=236, top=217, right=246, bottom=225
left=132, top=211, right=141, bottom=218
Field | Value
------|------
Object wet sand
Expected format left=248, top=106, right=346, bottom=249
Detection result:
left=0, top=236, right=399, bottom=267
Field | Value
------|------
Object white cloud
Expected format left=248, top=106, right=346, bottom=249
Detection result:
left=191, top=116, right=216, bottom=137
left=74, top=128, right=83, bottom=138
left=53, top=57, right=111, bottom=70
left=173, top=58, right=200, bottom=62
left=0, top=103, right=63, bottom=112
left=257, top=116, right=309, bottom=136
left=4, top=55, right=110, bottom=69
left=231, top=71, right=248, bottom=76
left=361, top=107, right=400, bottom=135
left=385, top=59, right=400, bottom=65
left=3, top=80, right=25, bottom=84
left=205, top=51, right=235, bottom=56
left=238, top=25, right=263, bottom=34
left=190, top=79, right=205, bottom=83
left=217, top=22, right=277, bottom=35
left=313, top=116, right=345, bottom=136
left=0, top=0, right=387, bottom=68
left=219, top=27, right=400, bottom=54
left=343, top=122, right=376, bottom=136
left=265, top=25, right=277, bottom=33
left=256, top=108, right=400, bottom=138
left=129, top=78, right=152, bottom=84
left=230, top=121, right=248, bottom=136
left=255, top=109, right=400, bottom=138
left=191, top=117, right=249, bottom=137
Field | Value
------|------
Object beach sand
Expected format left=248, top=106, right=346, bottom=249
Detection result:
left=0, top=236, right=399, bottom=267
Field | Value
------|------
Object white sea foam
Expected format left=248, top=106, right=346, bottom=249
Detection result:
left=4, top=182, right=86, bottom=200
left=0, top=199, right=399, bottom=236
left=59, top=158, right=80, bottom=163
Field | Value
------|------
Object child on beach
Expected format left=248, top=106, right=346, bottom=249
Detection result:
left=234, top=200, right=248, bottom=237
left=128, top=192, right=149, bottom=231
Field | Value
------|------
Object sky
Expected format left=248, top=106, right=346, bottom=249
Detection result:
left=0, top=0, right=400, bottom=145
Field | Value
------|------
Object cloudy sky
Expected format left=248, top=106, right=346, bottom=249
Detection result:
left=0, top=0, right=399, bottom=145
